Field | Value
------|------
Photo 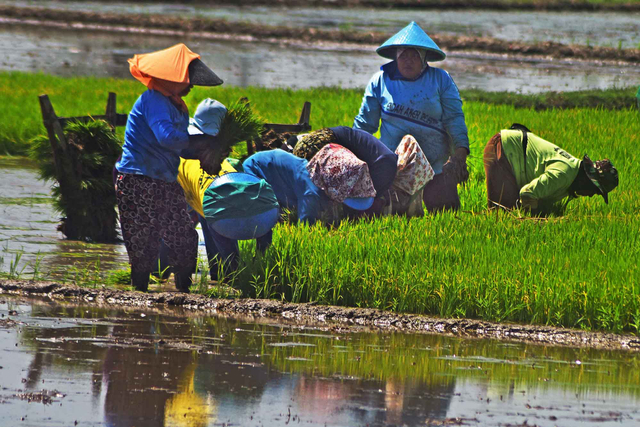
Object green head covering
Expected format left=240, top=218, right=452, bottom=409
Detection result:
left=203, top=173, right=278, bottom=222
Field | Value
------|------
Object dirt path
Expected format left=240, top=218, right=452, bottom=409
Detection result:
left=2, top=279, right=639, bottom=352
left=1, top=5, right=639, bottom=64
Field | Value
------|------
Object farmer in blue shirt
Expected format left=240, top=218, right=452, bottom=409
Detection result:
left=243, top=150, right=329, bottom=225
left=115, top=43, right=223, bottom=292
left=243, top=147, right=376, bottom=244
left=353, top=22, right=470, bottom=212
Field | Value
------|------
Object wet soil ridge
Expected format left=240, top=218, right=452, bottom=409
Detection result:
left=13, top=390, right=66, bottom=405
left=1, top=6, right=639, bottom=64
left=2, top=280, right=640, bottom=352
left=62, top=0, right=640, bottom=12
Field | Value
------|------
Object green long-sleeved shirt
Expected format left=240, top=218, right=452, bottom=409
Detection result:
left=501, top=129, right=581, bottom=204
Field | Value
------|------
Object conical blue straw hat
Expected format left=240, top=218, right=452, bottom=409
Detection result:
left=376, top=21, right=446, bottom=62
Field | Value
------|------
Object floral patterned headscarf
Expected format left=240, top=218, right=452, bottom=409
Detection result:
left=392, top=134, right=434, bottom=195
left=307, top=144, right=376, bottom=203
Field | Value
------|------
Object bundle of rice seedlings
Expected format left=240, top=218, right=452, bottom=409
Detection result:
left=29, top=119, right=122, bottom=243
left=292, top=127, right=337, bottom=160
left=198, top=99, right=264, bottom=174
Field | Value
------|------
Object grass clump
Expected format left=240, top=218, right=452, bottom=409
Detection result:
left=29, top=119, right=122, bottom=242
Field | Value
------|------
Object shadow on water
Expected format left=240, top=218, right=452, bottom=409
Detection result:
left=1, top=295, right=639, bottom=426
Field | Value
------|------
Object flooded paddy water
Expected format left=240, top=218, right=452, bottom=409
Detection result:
left=1, top=295, right=640, bottom=426
left=1, top=11, right=640, bottom=92
left=5, top=0, right=640, bottom=48
left=0, top=158, right=128, bottom=276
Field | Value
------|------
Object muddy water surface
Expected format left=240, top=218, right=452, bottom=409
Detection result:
left=0, top=158, right=127, bottom=277
left=5, top=0, right=640, bottom=48
left=1, top=295, right=639, bottom=426
left=2, top=23, right=639, bottom=93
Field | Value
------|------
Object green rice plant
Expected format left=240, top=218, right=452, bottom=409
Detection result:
left=197, top=99, right=265, bottom=174
left=29, top=119, right=122, bottom=242
left=30, top=253, right=45, bottom=281
left=8, top=251, right=26, bottom=280
left=105, top=268, right=131, bottom=286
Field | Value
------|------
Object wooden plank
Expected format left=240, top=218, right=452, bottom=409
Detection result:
left=105, top=92, right=117, bottom=131
left=298, top=101, right=311, bottom=126
left=38, top=94, right=67, bottom=150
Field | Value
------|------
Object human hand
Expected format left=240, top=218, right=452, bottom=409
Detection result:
left=519, top=196, right=538, bottom=209
left=442, top=155, right=469, bottom=185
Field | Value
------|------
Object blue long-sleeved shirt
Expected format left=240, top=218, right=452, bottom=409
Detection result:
left=353, top=62, right=469, bottom=174
left=242, top=150, right=328, bottom=224
left=116, top=89, right=190, bottom=182
left=329, top=126, right=397, bottom=195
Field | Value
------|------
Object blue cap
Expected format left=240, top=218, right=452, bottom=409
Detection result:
left=204, top=172, right=279, bottom=240
left=188, top=98, right=227, bottom=136
left=343, top=197, right=374, bottom=211
left=376, top=21, right=446, bottom=62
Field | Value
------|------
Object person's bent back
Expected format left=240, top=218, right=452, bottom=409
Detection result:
left=484, top=126, right=619, bottom=212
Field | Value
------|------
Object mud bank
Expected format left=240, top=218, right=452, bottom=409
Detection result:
left=2, top=279, right=639, bottom=352
left=55, top=0, right=640, bottom=12
left=1, top=5, right=639, bottom=64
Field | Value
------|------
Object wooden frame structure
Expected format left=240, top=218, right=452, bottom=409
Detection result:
left=39, top=92, right=312, bottom=157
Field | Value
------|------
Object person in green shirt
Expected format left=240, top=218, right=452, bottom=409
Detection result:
left=483, top=125, right=618, bottom=212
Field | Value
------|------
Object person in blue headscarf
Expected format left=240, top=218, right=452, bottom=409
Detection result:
left=353, top=21, right=470, bottom=212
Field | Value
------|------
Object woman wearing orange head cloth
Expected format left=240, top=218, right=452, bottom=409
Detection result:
left=115, top=43, right=223, bottom=293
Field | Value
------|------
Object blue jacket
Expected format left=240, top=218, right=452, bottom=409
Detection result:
left=353, top=62, right=469, bottom=174
left=116, top=90, right=190, bottom=182
left=242, top=150, right=328, bottom=224
left=330, top=126, right=397, bottom=195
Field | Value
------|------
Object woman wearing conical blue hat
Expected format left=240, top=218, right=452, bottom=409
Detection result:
left=353, top=22, right=470, bottom=212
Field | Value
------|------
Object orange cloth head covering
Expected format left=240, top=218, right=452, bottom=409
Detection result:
left=128, top=43, right=200, bottom=113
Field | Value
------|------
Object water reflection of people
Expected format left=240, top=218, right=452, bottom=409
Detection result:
left=292, top=374, right=455, bottom=425
left=115, top=43, right=223, bottom=293
left=102, top=319, right=215, bottom=427
left=353, top=21, right=470, bottom=212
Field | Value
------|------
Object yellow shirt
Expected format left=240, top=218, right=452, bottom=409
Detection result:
left=176, top=158, right=237, bottom=217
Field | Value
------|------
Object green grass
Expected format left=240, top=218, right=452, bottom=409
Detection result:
left=1, top=71, right=638, bottom=155
left=2, top=71, right=640, bottom=333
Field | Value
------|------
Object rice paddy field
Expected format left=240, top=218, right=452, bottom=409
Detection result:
left=1, top=71, right=639, bottom=334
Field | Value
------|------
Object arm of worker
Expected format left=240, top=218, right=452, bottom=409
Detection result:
left=519, top=164, right=577, bottom=208
left=180, top=134, right=215, bottom=159
left=353, top=72, right=383, bottom=135
left=439, top=70, right=470, bottom=157
left=146, top=97, right=190, bottom=150
left=297, top=193, right=322, bottom=225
